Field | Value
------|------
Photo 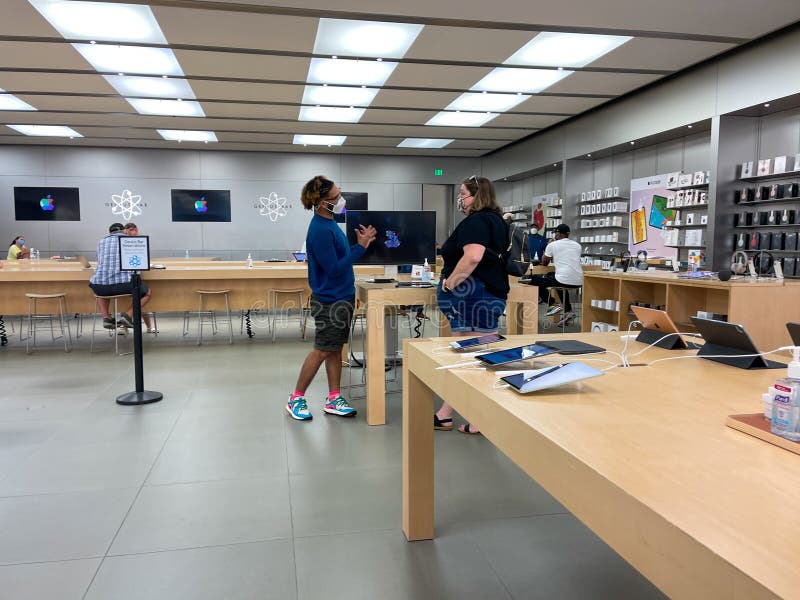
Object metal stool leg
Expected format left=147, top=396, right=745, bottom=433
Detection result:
left=59, top=296, right=72, bottom=352
left=26, top=297, right=34, bottom=354
left=271, top=291, right=277, bottom=343
left=197, top=294, right=204, bottom=345
left=224, top=293, right=233, bottom=345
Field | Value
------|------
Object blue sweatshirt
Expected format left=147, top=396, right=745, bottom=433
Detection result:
left=306, top=213, right=365, bottom=303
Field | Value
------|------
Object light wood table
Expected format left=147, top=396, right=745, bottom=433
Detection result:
left=356, top=281, right=539, bottom=426
left=582, top=270, right=800, bottom=350
left=402, top=332, right=798, bottom=599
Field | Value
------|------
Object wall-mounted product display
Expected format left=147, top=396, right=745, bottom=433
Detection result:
left=665, top=170, right=710, bottom=190
left=578, top=186, right=623, bottom=202
left=739, top=155, right=800, bottom=181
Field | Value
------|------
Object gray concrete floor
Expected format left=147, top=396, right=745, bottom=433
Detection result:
left=0, top=310, right=662, bottom=599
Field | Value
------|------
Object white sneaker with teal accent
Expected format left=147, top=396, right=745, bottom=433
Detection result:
left=286, top=396, right=312, bottom=421
left=324, top=395, right=357, bottom=417
left=545, top=304, right=563, bottom=316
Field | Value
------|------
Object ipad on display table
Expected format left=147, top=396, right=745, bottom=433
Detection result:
left=449, top=333, right=505, bottom=351
left=501, top=362, right=604, bottom=394
left=474, top=344, right=556, bottom=367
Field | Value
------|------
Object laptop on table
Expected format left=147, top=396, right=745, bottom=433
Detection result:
left=690, top=317, right=784, bottom=369
left=631, top=305, right=699, bottom=350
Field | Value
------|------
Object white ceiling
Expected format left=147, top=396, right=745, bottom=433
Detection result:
left=0, top=0, right=797, bottom=155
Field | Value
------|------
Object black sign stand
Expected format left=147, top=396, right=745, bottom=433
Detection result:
left=116, top=271, right=163, bottom=405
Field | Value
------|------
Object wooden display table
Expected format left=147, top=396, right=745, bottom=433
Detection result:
left=581, top=270, right=800, bottom=350
left=402, top=331, right=797, bottom=599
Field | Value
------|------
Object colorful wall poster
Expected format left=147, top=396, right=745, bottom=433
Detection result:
left=628, top=174, right=679, bottom=259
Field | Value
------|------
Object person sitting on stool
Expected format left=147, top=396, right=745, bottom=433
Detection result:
left=529, top=223, right=583, bottom=324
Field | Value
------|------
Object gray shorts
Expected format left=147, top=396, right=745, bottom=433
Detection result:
left=310, top=295, right=354, bottom=351
left=89, top=281, right=150, bottom=298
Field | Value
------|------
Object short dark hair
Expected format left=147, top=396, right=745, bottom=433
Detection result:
left=124, top=222, right=138, bottom=231
left=555, top=224, right=570, bottom=235
left=109, top=222, right=125, bottom=233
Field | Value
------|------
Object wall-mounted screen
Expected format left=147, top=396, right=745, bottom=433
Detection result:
left=345, top=210, right=436, bottom=265
left=171, top=189, right=231, bottom=222
left=14, top=187, right=81, bottom=221
left=334, top=192, right=368, bottom=223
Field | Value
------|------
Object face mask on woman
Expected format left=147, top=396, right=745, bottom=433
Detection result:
left=322, top=195, right=346, bottom=214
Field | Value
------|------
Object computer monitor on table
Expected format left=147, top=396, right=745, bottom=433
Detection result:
left=346, top=211, right=437, bottom=272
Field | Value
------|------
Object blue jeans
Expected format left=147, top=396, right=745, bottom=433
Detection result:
left=437, top=277, right=506, bottom=333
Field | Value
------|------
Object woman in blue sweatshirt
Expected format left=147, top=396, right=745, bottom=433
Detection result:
left=286, top=175, right=377, bottom=421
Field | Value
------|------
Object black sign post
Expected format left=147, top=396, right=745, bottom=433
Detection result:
left=116, top=236, right=162, bottom=406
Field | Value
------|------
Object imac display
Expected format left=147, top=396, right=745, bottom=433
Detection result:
left=171, top=189, right=231, bottom=222
left=14, top=187, right=81, bottom=221
left=345, top=210, right=436, bottom=265
left=334, top=192, right=368, bottom=223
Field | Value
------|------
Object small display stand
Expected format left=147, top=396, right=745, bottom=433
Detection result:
left=116, top=236, right=163, bottom=406
left=635, top=328, right=685, bottom=349
left=726, top=413, right=800, bottom=456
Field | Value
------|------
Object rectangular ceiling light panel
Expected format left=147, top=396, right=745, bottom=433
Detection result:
left=471, top=67, right=572, bottom=94
left=446, top=92, right=529, bottom=113
left=0, top=89, right=36, bottom=111
left=307, top=58, right=397, bottom=87
left=293, top=134, right=346, bottom=146
left=126, top=98, right=205, bottom=117
left=505, top=32, right=632, bottom=68
left=7, top=124, right=82, bottom=137
left=314, top=19, right=423, bottom=59
left=298, top=105, right=365, bottom=123
left=425, top=111, right=498, bottom=127
left=103, top=75, right=196, bottom=99
left=74, top=44, right=184, bottom=76
left=397, top=138, right=453, bottom=148
left=157, top=129, right=218, bottom=142
left=28, top=0, right=168, bottom=43
left=302, top=85, right=379, bottom=107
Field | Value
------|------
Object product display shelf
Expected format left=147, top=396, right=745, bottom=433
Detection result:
left=739, top=170, right=800, bottom=183
left=734, top=195, right=800, bottom=206
left=735, top=224, right=800, bottom=229
left=669, top=223, right=708, bottom=229
left=583, top=225, right=627, bottom=230
left=578, top=195, right=629, bottom=204
left=666, top=183, right=709, bottom=191
left=582, top=275, right=621, bottom=329
left=665, top=244, right=706, bottom=249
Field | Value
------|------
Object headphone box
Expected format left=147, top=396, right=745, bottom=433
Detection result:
left=739, top=188, right=754, bottom=203
left=780, top=209, right=795, bottom=224
left=755, top=186, right=770, bottom=201
left=758, top=232, right=771, bottom=250
left=771, top=232, right=785, bottom=250
left=786, top=182, right=799, bottom=198
left=783, top=257, right=797, bottom=277
left=749, top=232, right=761, bottom=250
left=784, top=232, right=798, bottom=251
left=733, top=233, right=746, bottom=250
left=769, top=183, right=784, bottom=199
left=740, top=162, right=754, bottom=177
left=757, top=211, right=769, bottom=225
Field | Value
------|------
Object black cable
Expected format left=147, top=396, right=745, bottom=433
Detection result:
left=244, top=309, right=254, bottom=338
left=0, top=315, right=7, bottom=346
left=414, top=306, right=424, bottom=338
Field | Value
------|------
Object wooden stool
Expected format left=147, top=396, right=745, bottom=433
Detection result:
left=269, top=288, right=305, bottom=343
left=90, top=294, right=132, bottom=355
left=23, top=293, right=72, bottom=354
left=184, top=290, right=233, bottom=345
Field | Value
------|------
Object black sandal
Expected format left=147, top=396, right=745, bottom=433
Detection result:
left=434, top=415, right=453, bottom=431
left=458, top=423, right=481, bottom=435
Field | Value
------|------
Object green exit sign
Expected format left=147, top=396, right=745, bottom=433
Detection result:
left=434, top=168, right=443, bottom=176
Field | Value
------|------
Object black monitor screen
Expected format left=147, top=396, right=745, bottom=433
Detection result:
left=345, top=210, right=436, bottom=265
left=171, top=189, right=231, bottom=222
left=14, top=187, right=81, bottom=221
left=334, top=192, right=368, bottom=223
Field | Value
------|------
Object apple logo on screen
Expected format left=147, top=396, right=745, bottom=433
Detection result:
left=39, top=194, right=55, bottom=211
left=194, top=196, right=208, bottom=213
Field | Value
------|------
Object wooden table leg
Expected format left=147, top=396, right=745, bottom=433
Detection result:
left=365, top=293, right=386, bottom=426
left=402, top=343, right=434, bottom=541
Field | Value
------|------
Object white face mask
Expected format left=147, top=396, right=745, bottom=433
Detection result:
left=530, top=228, right=539, bottom=235
left=322, top=194, right=346, bottom=215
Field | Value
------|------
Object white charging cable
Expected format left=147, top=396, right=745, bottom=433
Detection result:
left=645, top=345, right=796, bottom=367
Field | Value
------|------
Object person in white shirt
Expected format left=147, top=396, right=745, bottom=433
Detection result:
left=529, top=223, right=583, bottom=320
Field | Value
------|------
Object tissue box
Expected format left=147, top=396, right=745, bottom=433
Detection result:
left=411, top=265, right=424, bottom=280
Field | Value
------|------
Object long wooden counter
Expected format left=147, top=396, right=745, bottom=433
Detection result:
left=0, top=263, right=382, bottom=314
left=403, top=331, right=798, bottom=599
left=581, top=270, right=800, bottom=350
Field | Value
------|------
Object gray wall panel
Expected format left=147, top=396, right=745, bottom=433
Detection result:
left=655, top=139, right=684, bottom=174
left=682, top=134, right=711, bottom=173
left=0, top=147, right=46, bottom=176
left=632, top=146, right=658, bottom=179
left=758, top=109, right=800, bottom=160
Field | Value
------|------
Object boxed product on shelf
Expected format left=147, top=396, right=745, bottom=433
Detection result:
left=666, top=172, right=681, bottom=187
left=784, top=257, right=797, bottom=277
left=755, top=185, right=770, bottom=200
left=665, top=229, right=680, bottom=246
left=684, top=229, right=703, bottom=247
left=700, top=215, right=708, bottom=225
left=771, top=232, right=785, bottom=250
left=693, top=171, right=705, bottom=185
left=698, top=191, right=708, bottom=204
left=739, top=188, right=754, bottom=203
left=758, top=159, right=772, bottom=176
left=782, top=210, right=796, bottom=225
left=614, top=186, right=620, bottom=197
left=678, top=173, right=693, bottom=187
left=774, top=156, right=788, bottom=174
left=740, top=162, right=754, bottom=178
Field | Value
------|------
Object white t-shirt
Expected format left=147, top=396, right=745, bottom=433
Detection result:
left=544, top=238, right=583, bottom=286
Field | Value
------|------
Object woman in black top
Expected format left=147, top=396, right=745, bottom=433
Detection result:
left=435, top=175, right=508, bottom=434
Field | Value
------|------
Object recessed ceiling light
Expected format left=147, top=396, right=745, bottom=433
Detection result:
left=425, top=111, right=498, bottom=127
left=298, top=105, right=365, bottom=123
left=74, top=44, right=184, bottom=76
left=764, top=103, right=770, bottom=108
left=157, top=129, right=217, bottom=142
left=397, top=138, right=454, bottom=148
left=587, top=153, right=592, bottom=157
left=126, top=98, right=204, bottom=117
left=553, top=163, right=558, bottom=167
left=687, top=124, right=693, bottom=128
left=0, top=89, right=36, bottom=111
left=293, top=134, right=346, bottom=146
left=28, top=0, right=167, bottom=43
left=314, top=19, right=423, bottom=59
left=6, top=124, right=82, bottom=137
left=302, top=85, right=379, bottom=107
left=471, top=67, right=571, bottom=94
left=307, top=57, right=397, bottom=87
left=446, top=92, right=529, bottom=113
left=505, top=32, right=631, bottom=68
left=630, top=141, right=635, bottom=145
left=104, top=75, right=196, bottom=98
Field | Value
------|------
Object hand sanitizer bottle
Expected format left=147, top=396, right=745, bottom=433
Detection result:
left=771, top=347, right=800, bottom=441
left=184, top=249, right=190, bottom=260
left=422, top=258, right=431, bottom=282
left=246, top=253, right=254, bottom=269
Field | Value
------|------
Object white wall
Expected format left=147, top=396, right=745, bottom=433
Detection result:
left=0, top=147, right=478, bottom=259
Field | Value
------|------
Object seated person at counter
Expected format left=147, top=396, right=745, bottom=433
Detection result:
left=528, top=223, right=548, bottom=264
left=529, top=223, right=582, bottom=324
left=88, top=222, right=155, bottom=331
left=124, top=222, right=140, bottom=236
left=7, top=236, right=30, bottom=260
